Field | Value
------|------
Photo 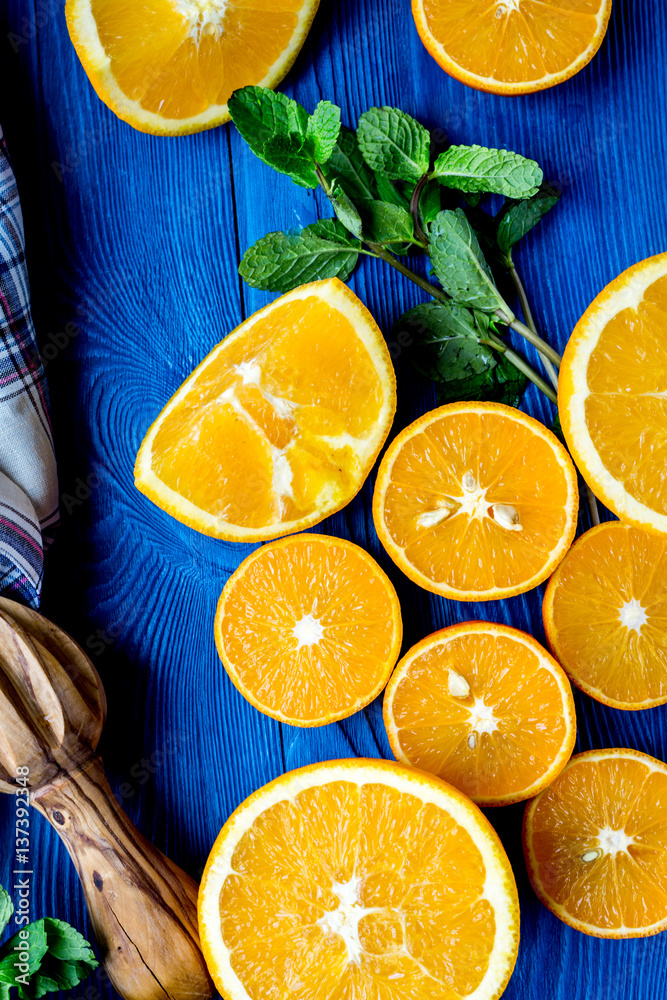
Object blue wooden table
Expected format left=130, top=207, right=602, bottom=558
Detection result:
left=1, top=2, right=666, bottom=998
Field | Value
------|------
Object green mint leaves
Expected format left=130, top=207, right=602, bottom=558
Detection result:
left=0, top=887, right=97, bottom=1000
left=432, top=145, right=542, bottom=198
left=357, top=107, right=430, bottom=183
left=306, top=101, right=341, bottom=163
left=239, top=222, right=360, bottom=291
left=228, top=88, right=342, bottom=188
left=496, top=188, right=560, bottom=264
left=429, top=209, right=512, bottom=315
left=230, top=85, right=561, bottom=409
left=399, top=302, right=526, bottom=407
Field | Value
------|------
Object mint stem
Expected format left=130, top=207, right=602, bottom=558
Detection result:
left=488, top=334, right=558, bottom=404
left=509, top=266, right=559, bottom=390
left=497, top=311, right=562, bottom=368
left=408, top=174, right=429, bottom=246
left=510, top=265, right=601, bottom=526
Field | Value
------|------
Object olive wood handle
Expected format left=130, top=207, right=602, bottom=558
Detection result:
left=32, top=756, right=214, bottom=1000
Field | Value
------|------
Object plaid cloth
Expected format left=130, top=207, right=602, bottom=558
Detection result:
left=0, top=126, right=58, bottom=607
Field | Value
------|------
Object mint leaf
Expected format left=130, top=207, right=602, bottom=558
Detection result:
left=357, top=107, right=430, bottom=183
left=374, top=172, right=410, bottom=209
left=432, top=145, right=543, bottom=198
left=323, top=127, right=377, bottom=203
left=0, top=922, right=48, bottom=994
left=429, top=209, right=510, bottom=314
left=418, top=180, right=442, bottom=227
left=228, top=86, right=317, bottom=188
left=303, top=219, right=358, bottom=245
left=398, top=301, right=526, bottom=406
left=496, top=188, right=560, bottom=262
left=239, top=229, right=360, bottom=292
left=0, top=887, right=13, bottom=938
left=0, top=920, right=97, bottom=1000
left=305, top=101, right=341, bottom=164
left=361, top=201, right=414, bottom=247
left=262, top=133, right=318, bottom=188
left=329, top=180, right=363, bottom=238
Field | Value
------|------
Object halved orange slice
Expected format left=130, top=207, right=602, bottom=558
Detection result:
left=198, top=758, right=520, bottom=1000
left=412, top=0, right=612, bottom=96
left=372, top=401, right=578, bottom=601
left=544, top=521, right=667, bottom=710
left=524, top=748, right=667, bottom=938
left=383, top=622, right=576, bottom=806
left=135, top=280, right=396, bottom=541
left=214, top=533, right=402, bottom=726
left=559, top=253, right=667, bottom=536
left=66, top=0, right=320, bottom=135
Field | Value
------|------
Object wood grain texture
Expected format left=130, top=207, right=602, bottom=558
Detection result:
left=0, top=1, right=666, bottom=997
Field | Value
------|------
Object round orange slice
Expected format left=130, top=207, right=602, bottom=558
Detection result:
left=372, top=401, right=578, bottom=601
left=524, top=748, right=667, bottom=938
left=383, top=622, right=576, bottom=807
left=544, top=521, right=667, bottom=710
left=135, top=279, right=396, bottom=542
left=559, top=253, right=667, bottom=536
left=65, top=0, right=320, bottom=135
left=412, top=0, right=612, bottom=96
left=214, top=533, right=402, bottom=726
left=198, top=757, right=520, bottom=1000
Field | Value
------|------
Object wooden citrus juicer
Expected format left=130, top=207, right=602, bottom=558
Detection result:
left=0, top=597, right=214, bottom=1000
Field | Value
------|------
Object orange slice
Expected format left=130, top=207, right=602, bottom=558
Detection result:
left=198, top=758, right=520, bottom=1000
left=412, top=0, right=612, bottom=96
left=559, top=254, right=667, bottom=536
left=524, top=748, right=667, bottom=938
left=214, top=533, right=402, bottom=726
left=65, top=0, right=320, bottom=135
left=383, top=622, right=576, bottom=807
left=544, top=521, right=667, bottom=710
left=372, top=401, right=578, bottom=601
left=135, top=280, right=396, bottom=541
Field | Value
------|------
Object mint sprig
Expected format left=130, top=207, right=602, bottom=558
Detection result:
left=229, top=86, right=563, bottom=407
left=0, top=886, right=97, bottom=1000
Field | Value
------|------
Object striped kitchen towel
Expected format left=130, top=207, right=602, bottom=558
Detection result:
left=0, top=126, right=58, bottom=607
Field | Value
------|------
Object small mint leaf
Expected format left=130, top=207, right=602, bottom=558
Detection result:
left=373, top=172, right=410, bottom=209
left=496, top=188, right=560, bottom=261
left=305, top=101, right=341, bottom=164
left=432, top=145, right=543, bottom=198
left=239, top=230, right=360, bottom=292
left=418, top=180, right=442, bottom=228
left=323, top=127, right=377, bottom=203
left=357, top=107, right=430, bottom=183
left=0, top=886, right=13, bottom=938
left=303, top=219, right=358, bottom=246
left=429, top=209, right=510, bottom=313
left=397, top=301, right=526, bottom=406
left=361, top=201, right=414, bottom=247
left=329, top=180, right=363, bottom=239
left=229, top=86, right=317, bottom=187
left=261, top=133, right=318, bottom=188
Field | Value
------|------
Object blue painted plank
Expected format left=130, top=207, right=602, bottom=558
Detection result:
left=1, top=1, right=666, bottom=998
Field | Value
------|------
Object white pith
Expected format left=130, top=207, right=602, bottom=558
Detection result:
left=136, top=281, right=395, bottom=539
left=417, top=473, right=523, bottom=533
left=199, top=762, right=518, bottom=1000
left=562, top=256, right=667, bottom=534
left=413, top=0, right=610, bottom=94
left=376, top=403, right=578, bottom=600
left=618, top=598, right=648, bottom=633
left=597, top=826, right=634, bottom=856
left=292, top=612, right=324, bottom=650
left=525, top=749, right=667, bottom=938
left=67, top=0, right=319, bottom=135
left=384, top=623, right=576, bottom=805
